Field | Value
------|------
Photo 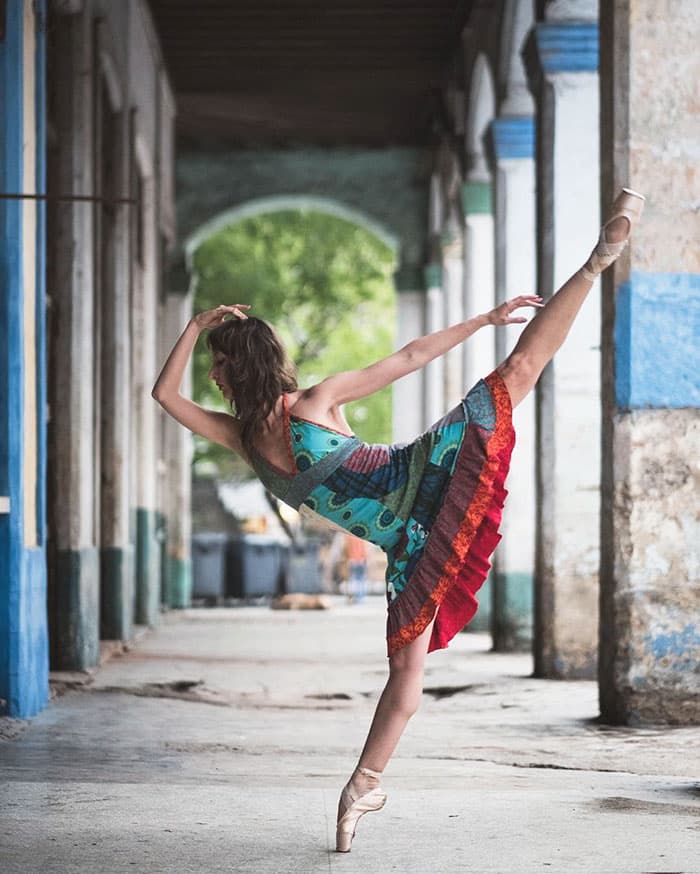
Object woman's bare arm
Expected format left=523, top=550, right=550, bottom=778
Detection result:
left=152, top=305, right=248, bottom=453
left=313, top=296, right=543, bottom=407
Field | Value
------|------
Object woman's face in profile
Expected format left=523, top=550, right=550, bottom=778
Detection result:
left=208, top=352, right=232, bottom=400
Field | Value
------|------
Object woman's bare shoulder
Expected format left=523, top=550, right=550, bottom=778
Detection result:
left=286, top=385, right=353, bottom=435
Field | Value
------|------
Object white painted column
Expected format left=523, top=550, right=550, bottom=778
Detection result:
left=392, top=290, right=425, bottom=443
left=423, top=264, right=445, bottom=427
left=442, top=229, right=465, bottom=407
left=489, top=116, right=537, bottom=651
left=460, top=178, right=496, bottom=633
left=161, top=291, right=194, bottom=607
left=131, top=136, right=161, bottom=627
left=531, top=11, right=601, bottom=677
left=462, top=180, right=496, bottom=387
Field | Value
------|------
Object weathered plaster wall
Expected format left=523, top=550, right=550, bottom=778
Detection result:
left=599, top=0, right=700, bottom=724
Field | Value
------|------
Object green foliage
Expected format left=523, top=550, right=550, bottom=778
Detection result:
left=191, top=209, right=397, bottom=476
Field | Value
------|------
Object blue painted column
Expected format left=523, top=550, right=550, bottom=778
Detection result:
left=487, top=116, right=536, bottom=651
left=0, top=0, right=49, bottom=718
left=599, top=1, right=700, bottom=724
left=526, top=14, right=601, bottom=678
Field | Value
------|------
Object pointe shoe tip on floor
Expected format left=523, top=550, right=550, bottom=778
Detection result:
left=621, top=186, right=646, bottom=201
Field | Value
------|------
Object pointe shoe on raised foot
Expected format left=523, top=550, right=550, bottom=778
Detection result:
left=580, top=187, right=645, bottom=281
left=335, top=766, right=387, bottom=853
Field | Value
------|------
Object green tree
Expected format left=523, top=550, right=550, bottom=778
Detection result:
left=191, top=209, right=397, bottom=477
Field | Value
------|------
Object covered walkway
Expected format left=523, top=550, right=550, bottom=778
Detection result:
left=2, top=600, right=698, bottom=872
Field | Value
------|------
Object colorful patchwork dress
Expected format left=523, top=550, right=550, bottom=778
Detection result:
left=250, top=370, right=515, bottom=658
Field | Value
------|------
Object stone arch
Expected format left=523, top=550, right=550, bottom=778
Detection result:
left=171, top=149, right=429, bottom=293
left=465, top=53, right=496, bottom=180
left=184, top=194, right=400, bottom=275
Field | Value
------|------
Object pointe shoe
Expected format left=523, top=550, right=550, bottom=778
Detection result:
left=335, top=766, right=387, bottom=853
left=580, top=188, right=645, bottom=281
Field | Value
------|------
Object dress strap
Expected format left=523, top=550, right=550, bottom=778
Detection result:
left=281, top=394, right=298, bottom=475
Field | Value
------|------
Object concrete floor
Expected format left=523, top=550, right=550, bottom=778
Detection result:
left=1, top=596, right=699, bottom=873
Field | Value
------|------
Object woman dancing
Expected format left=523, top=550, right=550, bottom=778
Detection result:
left=153, top=189, right=644, bottom=852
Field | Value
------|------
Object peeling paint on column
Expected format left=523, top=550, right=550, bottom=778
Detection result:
left=644, top=625, right=700, bottom=667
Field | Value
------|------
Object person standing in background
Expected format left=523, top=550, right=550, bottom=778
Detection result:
left=345, top=534, right=369, bottom=603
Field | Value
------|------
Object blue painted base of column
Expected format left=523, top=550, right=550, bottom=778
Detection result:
left=0, top=521, right=49, bottom=717
left=465, top=572, right=493, bottom=633
left=166, top=556, right=193, bottom=608
left=135, top=508, right=161, bottom=627
left=100, top=546, right=134, bottom=641
left=50, top=548, right=100, bottom=672
left=493, top=572, right=533, bottom=652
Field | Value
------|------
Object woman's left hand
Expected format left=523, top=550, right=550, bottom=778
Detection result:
left=194, top=304, right=250, bottom=330
left=487, top=295, right=544, bottom=326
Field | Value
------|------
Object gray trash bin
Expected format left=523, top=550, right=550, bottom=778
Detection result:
left=192, top=532, right=230, bottom=598
left=227, top=534, right=282, bottom=598
left=286, top=540, right=322, bottom=594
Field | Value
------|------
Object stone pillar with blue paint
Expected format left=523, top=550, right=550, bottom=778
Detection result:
left=526, top=7, right=601, bottom=677
left=599, top=0, right=700, bottom=724
left=0, top=0, right=49, bottom=718
left=487, top=115, right=537, bottom=651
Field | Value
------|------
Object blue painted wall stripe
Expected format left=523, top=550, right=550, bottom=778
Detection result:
left=536, top=22, right=599, bottom=73
left=615, top=271, right=700, bottom=409
left=490, top=117, right=535, bottom=161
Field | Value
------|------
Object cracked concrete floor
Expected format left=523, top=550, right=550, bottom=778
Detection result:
left=1, top=597, right=699, bottom=873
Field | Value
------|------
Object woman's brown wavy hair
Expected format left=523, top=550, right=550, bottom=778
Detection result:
left=207, top=317, right=298, bottom=460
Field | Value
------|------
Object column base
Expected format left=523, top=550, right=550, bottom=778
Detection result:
left=50, top=547, right=100, bottom=672
left=166, top=555, right=192, bottom=609
left=492, top=571, right=533, bottom=652
left=135, top=508, right=161, bottom=627
left=100, top=546, right=134, bottom=641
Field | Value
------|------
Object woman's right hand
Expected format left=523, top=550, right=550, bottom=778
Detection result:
left=486, top=295, right=544, bottom=326
left=194, top=304, right=250, bottom=330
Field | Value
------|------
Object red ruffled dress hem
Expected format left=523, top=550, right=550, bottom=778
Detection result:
left=385, top=370, right=515, bottom=658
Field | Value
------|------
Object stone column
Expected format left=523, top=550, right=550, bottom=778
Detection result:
left=527, top=10, right=600, bottom=677
left=161, top=288, right=194, bottom=608
left=423, top=264, right=445, bottom=428
left=461, top=179, right=496, bottom=632
left=0, top=0, right=49, bottom=717
left=392, top=284, right=425, bottom=443
left=462, top=180, right=495, bottom=387
left=131, top=148, right=161, bottom=628
left=46, top=5, right=100, bottom=671
left=96, top=25, right=134, bottom=642
left=488, top=116, right=537, bottom=651
left=598, top=0, right=700, bottom=724
left=441, top=214, right=464, bottom=408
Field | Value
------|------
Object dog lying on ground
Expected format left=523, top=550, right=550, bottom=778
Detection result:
left=270, top=593, right=332, bottom=610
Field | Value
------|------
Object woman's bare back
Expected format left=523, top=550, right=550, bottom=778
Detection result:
left=252, top=388, right=354, bottom=474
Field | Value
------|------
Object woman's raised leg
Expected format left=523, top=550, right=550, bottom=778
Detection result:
left=497, top=190, right=644, bottom=408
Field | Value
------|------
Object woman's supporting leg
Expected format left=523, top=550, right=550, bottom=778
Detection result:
left=497, top=215, right=630, bottom=408
left=337, top=608, right=438, bottom=821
